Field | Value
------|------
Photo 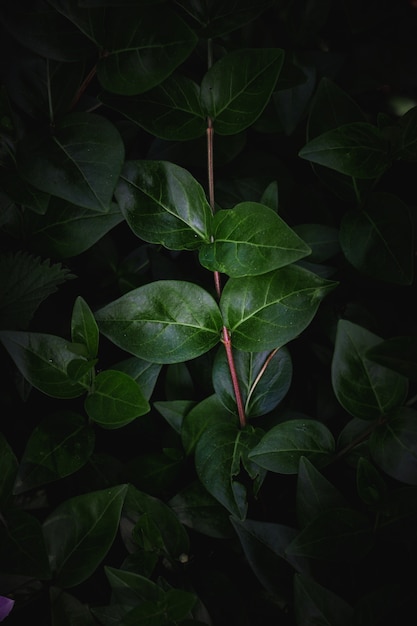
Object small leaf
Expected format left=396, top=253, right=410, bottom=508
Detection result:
left=249, top=419, right=335, bottom=473
left=84, top=370, right=150, bottom=428
left=292, top=223, right=340, bottom=263
left=181, top=394, right=235, bottom=455
left=0, top=434, right=18, bottom=508
left=294, top=573, right=354, bottom=626
left=392, top=104, right=417, bottom=160
left=115, top=160, right=212, bottom=250
left=199, top=202, right=311, bottom=277
left=95, top=280, right=223, bottom=364
left=356, top=457, right=387, bottom=506
left=366, top=336, right=417, bottom=382
left=0, top=509, right=51, bottom=579
left=71, top=296, right=99, bottom=359
left=220, top=265, right=337, bottom=352
left=331, top=320, right=408, bottom=420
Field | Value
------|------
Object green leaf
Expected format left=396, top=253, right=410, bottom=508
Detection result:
left=248, top=419, right=335, bottom=474
left=115, top=160, right=212, bottom=250
left=43, top=484, right=128, bottom=588
left=370, top=407, right=417, bottom=485
left=94, top=280, right=223, bottom=364
left=181, top=394, right=235, bottom=455
left=49, top=587, right=97, bottom=626
left=212, top=345, right=292, bottom=418
left=17, top=112, right=125, bottom=212
left=0, top=251, right=74, bottom=331
left=199, top=202, right=311, bottom=277
left=113, top=357, right=162, bottom=401
left=104, top=566, right=163, bottom=609
left=100, top=74, right=206, bottom=141
left=195, top=423, right=266, bottom=520
left=292, top=223, right=340, bottom=263
left=71, top=296, right=99, bottom=359
left=200, top=48, right=285, bottom=135
left=366, top=336, right=417, bottom=382
left=340, top=192, right=414, bottom=285
left=154, top=399, right=196, bottom=434
left=220, top=265, right=338, bottom=352
left=84, top=370, right=150, bottom=428
left=392, top=104, right=417, bottom=160
left=0, top=433, right=18, bottom=508
left=331, top=320, right=409, bottom=420
left=97, top=5, right=197, bottom=95
left=0, top=509, right=51, bottom=579
left=356, top=457, right=387, bottom=506
left=294, top=573, right=354, bottom=626
left=299, top=122, right=390, bottom=179
left=0, top=331, right=89, bottom=398
left=13, top=411, right=95, bottom=495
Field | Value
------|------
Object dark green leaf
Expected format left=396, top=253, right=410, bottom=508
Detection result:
left=113, top=357, right=162, bottom=402
left=273, top=63, right=316, bottom=136
left=331, top=320, right=408, bottom=420
left=292, top=223, right=340, bottom=263
left=95, top=280, right=223, bottom=364
left=294, top=573, right=354, bottom=626
left=249, top=419, right=335, bottom=473
left=356, top=457, right=387, bottom=506
left=200, top=48, right=285, bottom=135
left=199, top=202, right=311, bottom=277
left=43, top=484, right=128, bottom=588
left=0, top=434, right=18, bottom=508
left=50, top=587, right=97, bottom=626
left=181, top=394, right=236, bottom=455
left=392, top=105, right=417, bottom=160
left=71, top=296, right=99, bottom=359
left=220, top=265, right=337, bottom=352
left=0, top=509, right=51, bottom=579
left=366, top=336, right=417, bottom=382
left=115, top=160, right=212, bottom=250
left=154, top=399, right=196, bottom=434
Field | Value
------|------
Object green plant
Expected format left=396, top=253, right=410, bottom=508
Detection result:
left=1, top=1, right=417, bottom=625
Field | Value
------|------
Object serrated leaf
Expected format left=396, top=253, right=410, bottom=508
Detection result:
left=84, top=369, right=150, bottom=428
left=115, top=160, right=212, bottom=250
left=94, top=280, right=223, bottom=364
left=200, top=48, right=285, bottom=135
left=0, top=251, right=74, bottom=330
left=220, top=265, right=337, bottom=352
left=13, top=411, right=95, bottom=495
left=331, top=320, right=408, bottom=420
left=43, top=484, right=128, bottom=588
left=17, top=112, right=125, bottom=211
left=199, top=202, right=311, bottom=277
left=249, top=419, right=335, bottom=473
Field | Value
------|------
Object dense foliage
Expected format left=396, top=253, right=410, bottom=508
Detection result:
left=1, top=1, right=417, bottom=624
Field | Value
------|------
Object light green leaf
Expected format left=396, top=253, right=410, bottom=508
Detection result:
left=115, top=160, right=212, bottom=250
left=95, top=280, right=223, bottom=364
left=199, top=202, right=311, bottom=277
left=220, top=265, right=337, bottom=352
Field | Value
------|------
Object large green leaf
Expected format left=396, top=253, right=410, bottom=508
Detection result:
left=13, top=411, right=95, bottom=495
left=370, top=407, right=417, bottom=485
left=199, top=202, right=311, bottom=277
left=220, top=265, right=337, bottom=352
left=115, top=160, right=212, bottom=250
left=299, top=122, right=390, bottom=179
left=248, top=419, right=335, bottom=474
left=294, top=573, right=354, bottom=626
left=0, top=331, right=90, bottom=398
left=340, top=192, right=414, bottom=285
left=200, top=48, right=285, bottom=135
left=331, top=320, right=409, bottom=420
left=94, top=280, right=223, bottom=364
left=17, top=112, right=125, bottom=212
left=43, top=484, right=128, bottom=588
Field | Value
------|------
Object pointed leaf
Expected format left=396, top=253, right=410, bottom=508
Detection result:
left=84, top=369, right=150, bottom=428
left=181, top=394, right=235, bottom=455
left=71, top=296, right=99, bottom=359
left=200, top=48, right=285, bottom=135
left=115, top=160, right=212, bottom=250
left=0, top=509, right=51, bottom=579
left=331, top=320, right=408, bottom=420
left=43, top=484, right=128, bottom=588
left=13, top=411, right=95, bottom=495
left=249, top=419, right=335, bottom=473
left=392, top=104, right=417, bottom=160
left=94, top=280, right=223, bottom=364
left=199, top=202, right=311, bottom=277
left=294, top=573, right=354, bottom=626
left=220, top=265, right=337, bottom=352
left=17, top=113, right=125, bottom=211
left=366, top=336, right=417, bottom=382
left=356, top=457, right=387, bottom=506
left=113, top=356, right=162, bottom=401
left=292, top=223, right=340, bottom=263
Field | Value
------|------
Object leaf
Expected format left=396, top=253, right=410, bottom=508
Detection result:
left=331, top=320, right=409, bottom=420
left=299, top=122, right=390, bottom=179
left=13, top=411, right=95, bottom=495
left=195, top=423, right=266, bottom=520
left=49, top=587, right=97, bottom=626
left=0, top=251, right=74, bottom=330
left=200, top=48, right=285, bottom=135
left=113, top=357, right=162, bottom=401
left=71, top=296, right=99, bottom=359
left=115, top=160, right=212, bottom=250
left=17, top=112, right=125, bottom=212
left=0, top=331, right=89, bottom=398
left=154, top=399, right=196, bottom=434
left=220, top=265, right=338, bottom=352
left=292, top=223, right=340, bottom=263
left=366, top=336, right=417, bottom=382
left=43, top=484, right=128, bottom=588
left=370, top=407, right=417, bottom=485
left=0, top=434, right=17, bottom=509
left=199, top=202, right=311, bottom=277
left=97, top=5, right=197, bottom=95
left=100, top=74, right=206, bottom=141
left=294, top=573, right=354, bottom=626
left=273, top=63, right=316, bottom=136
left=0, top=509, right=51, bottom=579
left=340, top=192, right=414, bottom=285
left=248, top=419, right=335, bottom=474
left=356, top=457, right=387, bottom=506
left=181, top=394, right=235, bottom=455
left=212, top=345, right=292, bottom=418
left=94, top=280, right=223, bottom=364
left=84, top=370, right=150, bottom=428
left=392, top=104, right=417, bottom=160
